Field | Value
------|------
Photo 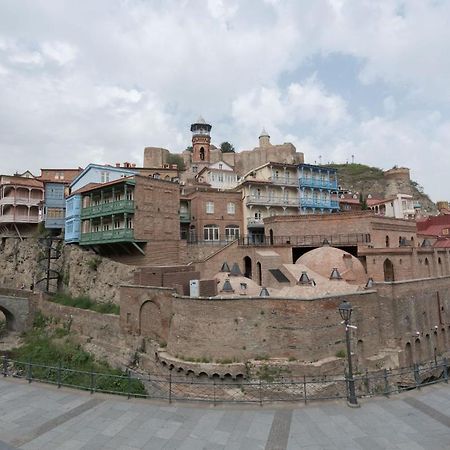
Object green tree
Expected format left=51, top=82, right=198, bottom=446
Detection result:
left=166, top=154, right=185, bottom=170
left=359, top=192, right=368, bottom=210
left=185, top=146, right=193, bottom=152
left=220, top=141, right=235, bottom=153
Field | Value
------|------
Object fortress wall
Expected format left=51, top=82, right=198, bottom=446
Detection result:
left=120, top=277, right=450, bottom=368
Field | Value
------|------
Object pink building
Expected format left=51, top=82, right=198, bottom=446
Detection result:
left=0, top=175, right=44, bottom=227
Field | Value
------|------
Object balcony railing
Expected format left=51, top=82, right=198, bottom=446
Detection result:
left=299, top=178, right=338, bottom=190
left=0, top=215, right=40, bottom=223
left=81, top=200, right=134, bottom=218
left=0, top=197, right=42, bottom=206
left=300, top=198, right=339, bottom=209
left=179, top=212, right=191, bottom=222
left=239, top=233, right=370, bottom=247
left=246, top=196, right=299, bottom=207
left=247, top=217, right=264, bottom=228
left=79, top=228, right=135, bottom=245
left=268, top=176, right=298, bottom=186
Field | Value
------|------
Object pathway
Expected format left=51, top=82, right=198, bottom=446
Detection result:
left=0, top=378, right=449, bottom=449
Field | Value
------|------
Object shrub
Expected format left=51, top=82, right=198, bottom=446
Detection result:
left=50, top=293, right=120, bottom=315
left=87, top=257, right=102, bottom=271
left=10, top=320, right=146, bottom=396
left=335, top=349, right=346, bottom=358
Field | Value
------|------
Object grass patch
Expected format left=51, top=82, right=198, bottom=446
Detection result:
left=335, top=349, right=346, bottom=358
left=10, top=313, right=145, bottom=396
left=50, top=293, right=120, bottom=315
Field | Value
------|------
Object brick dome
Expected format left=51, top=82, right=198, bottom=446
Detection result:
left=296, top=246, right=367, bottom=284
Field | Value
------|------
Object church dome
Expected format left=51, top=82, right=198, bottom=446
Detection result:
left=296, top=246, right=367, bottom=284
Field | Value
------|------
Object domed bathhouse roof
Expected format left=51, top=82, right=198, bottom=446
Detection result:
left=295, top=246, right=367, bottom=284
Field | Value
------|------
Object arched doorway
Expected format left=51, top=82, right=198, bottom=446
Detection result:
left=356, top=340, right=364, bottom=370
left=424, top=258, right=431, bottom=277
left=139, top=301, right=163, bottom=340
left=243, top=256, right=252, bottom=279
left=415, top=338, right=422, bottom=363
left=256, top=262, right=262, bottom=286
left=0, top=306, right=16, bottom=332
left=383, top=259, right=395, bottom=282
left=269, top=229, right=274, bottom=245
left=405, top=342, right=413, bottom=367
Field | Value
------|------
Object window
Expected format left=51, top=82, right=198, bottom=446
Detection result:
left=206, top=201, right=214, bottom=214
left=227, top=202, right=235, bottom=214
left=100, top=171, right=110, bottom=183
left=219, top=163, right=223, bottom=169
left=225, top=226, right=239, bottom=241
left=192, top=166, right=198, bottom=173
left=114, top=219, right=121, bottom=229
left=203, top=224, right=219, bottom=241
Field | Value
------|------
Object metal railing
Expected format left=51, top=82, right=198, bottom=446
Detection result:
left=2, top=355, right=448, bottom=405
left=299, top=178, right=338, bottom=190
left=239, top=233, right=370, bottom=247
left=300, top=197, right=339, bottom=209
left=246, top=196, right=299, bottom=207
left=81, top=200, right=134, bottom=218
left=79, top=228, right=135, bottom=244
left=185, top=234, right=238, bottom=245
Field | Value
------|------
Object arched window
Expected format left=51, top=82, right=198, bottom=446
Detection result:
left=405, top=342, right=413, bottom=367
left=383, top=258, right=394, bottom=281
left=203, top=224, right=219, bottom=241
left=243, top=256, right=252, bottom=279
left=256, top=262, right=262, bottom=286
left=385, top=235, right=390, bottom=247
left=200, top=147, right=205, bottom=160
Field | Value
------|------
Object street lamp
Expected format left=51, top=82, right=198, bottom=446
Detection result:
left=338, top=300, right=359, bottom=407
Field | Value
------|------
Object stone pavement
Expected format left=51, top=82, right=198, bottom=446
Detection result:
left=0, top=378, right=450, bottom=449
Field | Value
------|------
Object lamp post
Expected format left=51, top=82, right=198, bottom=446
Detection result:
left=338, top=300, right=358, bottom=407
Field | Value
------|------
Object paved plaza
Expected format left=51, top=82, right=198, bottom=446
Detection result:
left=0, top=378, right=450, bottom=449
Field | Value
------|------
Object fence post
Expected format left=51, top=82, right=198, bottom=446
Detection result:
left=27, top=358, right=32, bottom=383
left=383, top=369, right=389, bottom=397
left=57, top=361, right=62, bottom=388
left=303, top=375, right=307, bottom=404
left=414, top=363, right=421, bottom=389
left=90, top=368, right=95, bottom=394
left=2, top=355, right=7, bottom=377
left=259, top=378, right=263, bottom=406
left=169, top=371, right=172, bottom=404
left=444, top=358, right=448, bottom=384
left=127, top=369, right=131, bottom=400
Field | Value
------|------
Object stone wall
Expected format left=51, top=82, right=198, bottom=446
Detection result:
left=120, top=276, right=450, bottom=371
left=35, top=295, right=141, bottom=368
left=0, top=237, right=135, bottom=304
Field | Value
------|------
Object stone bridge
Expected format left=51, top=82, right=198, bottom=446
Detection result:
left=0, top=288, right=34, bottom=332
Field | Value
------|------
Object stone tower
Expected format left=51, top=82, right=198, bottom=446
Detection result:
left=191, top=117, right=212, bottom=164
left=258, top=128, right=271, bottom=148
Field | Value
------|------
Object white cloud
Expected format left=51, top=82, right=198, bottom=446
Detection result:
left=0, top=0, right=449, bottom=200
left=41, top=41, right=77, bottom=66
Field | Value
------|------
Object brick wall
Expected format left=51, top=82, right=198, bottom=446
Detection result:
left=120, top=276, right=450, bottom=369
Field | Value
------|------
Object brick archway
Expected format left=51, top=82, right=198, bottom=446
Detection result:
left=139, top=300, right=163, bottom=340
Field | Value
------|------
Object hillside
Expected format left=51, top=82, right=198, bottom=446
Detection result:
left=327, top=164, right=436, bottom=214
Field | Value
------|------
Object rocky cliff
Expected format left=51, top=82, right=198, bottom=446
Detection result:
left=0, top=237, right=134, bottom=304
left=328, top=164, right=436, bottom=214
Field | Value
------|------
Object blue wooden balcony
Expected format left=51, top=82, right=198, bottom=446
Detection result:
left=300, top=198, right=339, bottom=209
left=299, top=177, right=338, bottom=190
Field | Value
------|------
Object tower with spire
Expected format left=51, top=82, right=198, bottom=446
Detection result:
left=258, top=128, right=271, bottom=148
left=191, top=116, right=212, bottom=164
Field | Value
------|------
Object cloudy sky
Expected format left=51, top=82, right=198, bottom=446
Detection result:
left=1, top=0, right=449, bottom=200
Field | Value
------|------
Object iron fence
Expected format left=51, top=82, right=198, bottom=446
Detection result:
left=238, top=233, right=371, bottom=247
left=2, top=355, right=448, bottom=405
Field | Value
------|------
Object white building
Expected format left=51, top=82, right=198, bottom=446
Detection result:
left=195, top=161, right=239, bottom=190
